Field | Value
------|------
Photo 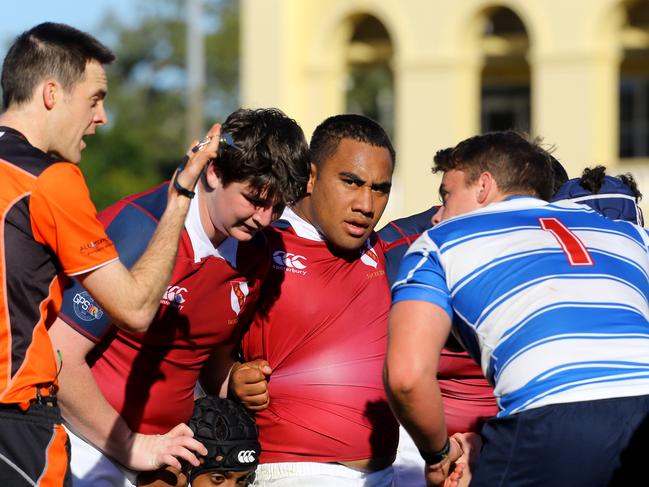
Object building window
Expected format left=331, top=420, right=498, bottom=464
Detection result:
left=619, top=2, right=649, bottom=158
left=620, top=78, right=649, bottom=158
left=345, top=15, right=394, bottom=138
left=479, top=7, right=531, bottom=134
left=482, top=85, right=530, bottom=133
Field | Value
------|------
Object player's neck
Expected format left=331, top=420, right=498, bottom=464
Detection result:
left=197, top=185, right=228, bottom=248
left=291, top=198, right=314, bottom=227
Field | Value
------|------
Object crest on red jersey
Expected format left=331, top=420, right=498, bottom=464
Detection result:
left=230, top=281, right=250, bottom=316
left=360, top=245, right=379, bottom=269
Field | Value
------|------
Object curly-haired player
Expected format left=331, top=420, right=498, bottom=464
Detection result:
left=552, top=164, right=643, bottom=224
left=48, top=108, right=310, bottom=486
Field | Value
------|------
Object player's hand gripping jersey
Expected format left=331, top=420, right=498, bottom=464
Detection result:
left=393, top=196, right=649, bottom=416
left=242, top=208, right=398, bottom=463
left=59, top=183, right=270, bottom=433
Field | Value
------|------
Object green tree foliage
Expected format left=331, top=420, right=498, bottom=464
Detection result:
left=82, top=0, right=239, bottom=210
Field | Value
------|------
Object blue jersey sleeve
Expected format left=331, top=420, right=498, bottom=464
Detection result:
left=58, top=201, right=160, bottom=342
left=381, top=240, right=409, bottom=287
left=378, top=207, right=438, bottom=286
left=391, top=232, right=453, bottom=319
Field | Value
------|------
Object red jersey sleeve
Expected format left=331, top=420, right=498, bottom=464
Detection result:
left=30, top=163, right=117, bottom=276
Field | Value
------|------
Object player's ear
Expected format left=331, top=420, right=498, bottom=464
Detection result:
left=306, top=162, right=317, bottom=195
left=204, top=162, right=222, bottom=191
left=476, top=172, right=494, bottom=205
left=42, top=79, right=58, bottom=110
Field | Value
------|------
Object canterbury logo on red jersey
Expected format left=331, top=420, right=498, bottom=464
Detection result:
left=230, top=281, right=250, bottom=316
left=161, top=285, right=187, bottom=310
left=273, top=251, right=306, bottom=269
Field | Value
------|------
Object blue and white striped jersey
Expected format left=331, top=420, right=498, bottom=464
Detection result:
left=392, top=196, right=649, bottom=417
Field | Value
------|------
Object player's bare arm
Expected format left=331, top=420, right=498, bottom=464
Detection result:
left=49, top=318, right=207, bottom=471
left=198, top=345, right=239, bottom=398
left=384, top=300, right=464, bottom=486
left=77, top=124, right=221, bottom=333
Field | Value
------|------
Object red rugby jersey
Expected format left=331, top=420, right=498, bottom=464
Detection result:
left=59, top=184, right=269, bottom=434
left=241, top=208, right=399, bottom=463
left=438, top=345, right=497, bottom=435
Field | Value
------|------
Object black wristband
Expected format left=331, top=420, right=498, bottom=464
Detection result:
left=172, top=157, right=195, bottom=199
left=419, top=437, right=451, bottom=465
left=173, top=176, right=196, bottom=199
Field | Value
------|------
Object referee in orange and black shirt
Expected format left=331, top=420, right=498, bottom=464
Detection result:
left=0, top=22, right=215, bottom=486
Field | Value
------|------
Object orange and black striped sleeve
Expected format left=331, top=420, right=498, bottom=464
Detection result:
left=30, top=163, right=118, bottom=276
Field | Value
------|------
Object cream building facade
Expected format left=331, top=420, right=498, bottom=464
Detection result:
left=241, top=0, right=649, bottom=222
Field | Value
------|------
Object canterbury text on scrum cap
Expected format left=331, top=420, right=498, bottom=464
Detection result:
left=188, top=396, right=261, bottom=481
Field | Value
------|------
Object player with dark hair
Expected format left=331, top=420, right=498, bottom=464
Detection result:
left=233, top=114, right=399, bottom=486
left=206, top=109, right=308, bottom=206
left=381, top=142, right=569, bottom=486
left=385, top=130, right=649, bottom=486
left=48, top=108, right=310, bottom=486
left=379, top=147, right=498, bottom=487
left=0, top=22, right=216, bottom=485
left=188, top=397, right=260, bottom=487
left=309, top=113, right=396, bottom=167
left=139, top=396, right=261, bottom=487
left=553, top=165, right=643, bottom=225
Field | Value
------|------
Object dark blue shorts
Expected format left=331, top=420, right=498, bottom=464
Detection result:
left=471, top=394, right=649, bottom=487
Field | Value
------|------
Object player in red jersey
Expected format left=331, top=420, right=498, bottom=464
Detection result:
left=233, top=114, right=399, bottom=486
left=48, top=108, right=310, bottom=486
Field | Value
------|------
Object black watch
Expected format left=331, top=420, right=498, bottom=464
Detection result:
left=419, top=437, right=451, bottom=465
left=173, top=176, right=195, bottom=199
left=172, top=156, right=196, bottom=199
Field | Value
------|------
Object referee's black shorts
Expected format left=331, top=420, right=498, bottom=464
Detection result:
left=471, top=394, right=649, bottom=487
left=0, top=403, right=71, bottom=486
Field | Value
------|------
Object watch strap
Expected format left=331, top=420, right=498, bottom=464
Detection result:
left=172, top=176, right=196, bottom=199
left=419, top=437, right=451, bottom=465
left=172, top=157, right=196, bottom=199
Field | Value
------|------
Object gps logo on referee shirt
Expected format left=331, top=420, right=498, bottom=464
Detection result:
left=73, top=291, right=104, bottom=321
left=272, top=251, right=307, bottom=275
left=237, top=450, right=257, bottom=464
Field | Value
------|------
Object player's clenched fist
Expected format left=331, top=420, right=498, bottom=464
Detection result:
left=230, top=360, right=273, bottom=411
